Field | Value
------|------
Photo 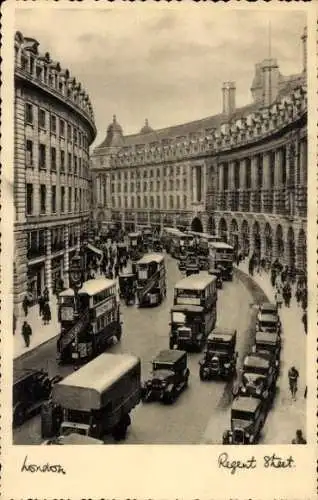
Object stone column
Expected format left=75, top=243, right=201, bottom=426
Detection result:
left=285, top=142, right=296, bottom=216
left=239, top=159, right=247, bottom=211
left=63, top=225, right=70, bottom=289
left=297, top=139, right=307, bottom=217
left=192, top=166, right=197, bottom=203
left=45, top=228, right=52, bottom=293
left=273, top=148, right=284, bottom=214
left=250, top=156, right=259, bottom=213
left=227, top=161, right=235, bottom=210
left=261, top=152, right=271, bottom=213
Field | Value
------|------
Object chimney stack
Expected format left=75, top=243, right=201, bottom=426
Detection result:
left=261, top=58, right=279, bottom=107
left=222, top=81, right=236, bottom=115
left=301, top=26, right=307, bottom=73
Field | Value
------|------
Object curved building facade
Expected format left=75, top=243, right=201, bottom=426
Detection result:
left=91, top=28, right=307, bottom=274
left=14, top=32, right=97, bottom=313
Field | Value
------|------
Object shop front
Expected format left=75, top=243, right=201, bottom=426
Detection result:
left=27, top=260, right=45, bottom=305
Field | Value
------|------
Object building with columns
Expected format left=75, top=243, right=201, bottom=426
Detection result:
left=14, top=32, right=96, bottom=314
left=91, top=27, right=307, bottom=273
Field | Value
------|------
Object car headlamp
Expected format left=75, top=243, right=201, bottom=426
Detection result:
left=255, top=387, right=261, bottom=395
left=241, top=386, right=247, bottom=393
left=224, top=363, right=230, bottom=368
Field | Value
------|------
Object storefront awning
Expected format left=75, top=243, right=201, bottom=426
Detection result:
left=86, top=243, right=103, bottom=259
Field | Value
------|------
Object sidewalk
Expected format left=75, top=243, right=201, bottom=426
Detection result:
left=237, top=260, right=306, bottom=444
left=14, top=296, right=59, bottom=360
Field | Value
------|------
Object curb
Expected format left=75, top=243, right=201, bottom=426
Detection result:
left=14, top=333, right=59, bottom=363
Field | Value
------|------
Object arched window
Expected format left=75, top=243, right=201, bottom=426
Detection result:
left=112, top=196, right=115, bottom=207
left=163, top=195, right=167, bottom=209
left=169, top=179, right=174, bottom=190
left=157, top=196, right=160, bottom=208
left=183, top=195, right=187, bottom=208
left=118, top=197, right=122, bottom=208
left=137, top=196, right=141, bottom=209
left=169, top=195, right=174, bottom=209
left=144, top=196, right=147, bottom=208
left=150, top=196, right=154, bottom=209
left=131, top=197, right=135, bottom=209
left=176, top=195, right=180, bottom=209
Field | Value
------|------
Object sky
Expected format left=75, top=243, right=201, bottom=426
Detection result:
left=15, top=5, right=306, bottom=149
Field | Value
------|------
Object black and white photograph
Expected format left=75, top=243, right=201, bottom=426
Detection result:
left=1, top=3, right=317, bottom=497
left=10, top=5, right=310, bottom=447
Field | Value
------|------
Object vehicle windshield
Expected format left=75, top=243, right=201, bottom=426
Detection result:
left=207, top=341, right=231, bottom=353
left=243, top=365, right=268, bottom=375
left=152, top=362, right=175, bottom=372
left=65, top=409, right=91, bottom=425
left=59, top=296, right=74, bottom=306
left=259, top=321, right=277, bottom=331
left=231, top=410, right=254, bottom=421
left=172, top=311, right=202, bottom=324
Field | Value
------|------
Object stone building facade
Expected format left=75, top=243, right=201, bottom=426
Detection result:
left=91, top=28, right=307, bottom=273
left=14, top=32, right=96, bottom=314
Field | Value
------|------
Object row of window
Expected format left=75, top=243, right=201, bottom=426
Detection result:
left=26, top=183, right=89, bottom=216
left=18, top=51, right=92, bottom=119
left=110, top=177, right=188, bottom=194
left=27, top=225, right=80, bottom=258
left=111, top=194, right=187, bottom=210
left=25, top=103, right=90, bottom=150
left=94, top=310, right=116, bottom=333
left=110, top=164, right=185, bottom=181
left=26, top=140, right=90, bottom=177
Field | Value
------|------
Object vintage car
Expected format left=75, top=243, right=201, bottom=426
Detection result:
left=222, top=396, right=266, bottom=444
left=256, top=312, right=281, bottom=335
left=199, top=329, right=237, bottom=380
left=141, top=350, right=189, bottom=404
left=118, top=273, right=136, bottom=305
left=256, top=302, right=281, bottom=333
left=236, top=353, right=277, bottom=406
left=254, top=330, right=281, bottom=363
left=208, top=268, right=223, bottom=289
left=13, top=368, right=61, bottom=427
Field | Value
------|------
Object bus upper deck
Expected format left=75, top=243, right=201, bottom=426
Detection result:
left=174, top=274, right=217, bottom=308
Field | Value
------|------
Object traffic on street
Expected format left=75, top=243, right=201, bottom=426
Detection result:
left=13, top=228, right=274, bottom=446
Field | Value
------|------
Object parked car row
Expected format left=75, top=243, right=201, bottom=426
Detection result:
left=223, top=302, right=282, bottom=444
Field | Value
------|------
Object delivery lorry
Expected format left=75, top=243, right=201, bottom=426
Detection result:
left=41, top=353, right=141, bottom=442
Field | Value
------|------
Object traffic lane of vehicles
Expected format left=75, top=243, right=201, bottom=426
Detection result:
left=13, top=257, right=255, bottom=445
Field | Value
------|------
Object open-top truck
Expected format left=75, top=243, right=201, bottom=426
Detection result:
left=41, top=353, right=141, bottom=442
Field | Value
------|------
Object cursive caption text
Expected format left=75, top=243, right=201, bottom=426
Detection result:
left=21, top=455, right=66, bottom=475
left=218, top=452, right=295, bottom=475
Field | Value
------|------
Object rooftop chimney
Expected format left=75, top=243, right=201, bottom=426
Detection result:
left=222, top=82, right=236, bottom=115
left=261, top=58, right=279, bottom=107
left=301, top=26, right=307, bottom=73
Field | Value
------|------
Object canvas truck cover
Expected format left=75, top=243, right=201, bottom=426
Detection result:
left=52, top=353, right=140, bottom=411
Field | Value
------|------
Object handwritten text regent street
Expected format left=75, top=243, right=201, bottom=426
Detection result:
left=21, top=455, right=66, bottom=474
left=218, top=452, right=295, bottom=474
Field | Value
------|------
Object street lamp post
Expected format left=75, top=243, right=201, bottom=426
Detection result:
left=69, top=252, right=83, bottom=319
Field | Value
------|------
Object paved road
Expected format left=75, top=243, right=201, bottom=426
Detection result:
left=13, top=256, right=258, bottom=445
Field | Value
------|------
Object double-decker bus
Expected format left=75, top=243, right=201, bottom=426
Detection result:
left=187, top=231, right=223, bottom=255
left=170, top=274, right=218, bottom=351
left=161, top=227, right=193, bottom=256
left=136, top=225, right=153, bottom=248
left=135, top=253, right=166, bottom=307
left=57, top=278, right=122, bottom=364
left=128, top=232, right=143, bottom=260
left=209, top=242, right=234, bottom=281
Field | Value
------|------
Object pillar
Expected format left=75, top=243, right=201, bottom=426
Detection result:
left=64, top=225, right=70, bottom=288
left=76, top=224, right=81, bottom=252
left=45, top=228, right=52, bottom=293
left=192, top=166, right=197, bottom=203
left=261, top=152, right=271, bottom=213
left=250, top=156, right=259, bottom=212
left=239, top=159, right=247, bottom=211
left=274, top=148, right=284, bottom=214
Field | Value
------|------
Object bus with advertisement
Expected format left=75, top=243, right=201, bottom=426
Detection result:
left=57, top=278, right=122, bottom=364
left=170, top=274, right=218, bottom=351
left=209, top=242, right=234, bottom=281
left=187, top=231, right=223, bottom=256
left=135, top=253, right=166, bottom=307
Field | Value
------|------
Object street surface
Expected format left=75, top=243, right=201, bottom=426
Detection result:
left=14, top=256, right=263, bottom=445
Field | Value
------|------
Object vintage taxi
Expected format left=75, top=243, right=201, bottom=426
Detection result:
left=222, top=396, right=266, bottom=445
left=199, top=329, right=237, bottom=380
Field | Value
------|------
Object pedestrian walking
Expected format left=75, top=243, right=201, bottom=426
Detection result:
left=302, top=310, right=307, bottom=334
left=292, top=429, right=306, bottom=444
left=43, top=302, right=51, bottom=325
left=288, top=366, right=299, bottom=400
left=43, top=286, right=49, bottom=303
left=13, top=313, right=16, bottom=335
left=114, top=262, right=119, bottom=278
left=22, top=295, right=29, bottom=317
left=38, top=295, right=45, bottom=317
left=248, top=257, right=254, bottom=276
left=283, top=283, right=291, bottom=307
left=21, top=320, right=32, bottom=347
left=275, top=289, right=283, bottom=309
left=270, top=268, right=276, bottom=288
left=301, top=289, right=307, bottom=311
